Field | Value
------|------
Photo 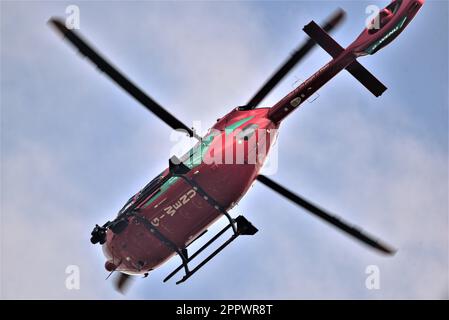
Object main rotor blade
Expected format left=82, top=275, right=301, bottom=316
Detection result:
left=242, top=9, right=346, bottom=110
left=48, top=18, right=200, bottom=139
left=256, top=175, right=396, bottom=255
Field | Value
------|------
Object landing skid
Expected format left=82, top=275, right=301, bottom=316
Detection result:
left=91, top=156, right=258, bottom=284
left=162, top=156, right=258, bottom=284
left=164, top=215, right=257, bottom=284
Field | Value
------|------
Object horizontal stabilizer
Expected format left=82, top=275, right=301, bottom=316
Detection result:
left=303, top=21, right=344, bottom=58
left=345, top=61, right=387, bottom=97
left=303, top=20, right=387, bottom=97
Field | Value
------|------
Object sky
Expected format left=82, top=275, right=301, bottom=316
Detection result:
left=1, top=0, right=448, bottom=299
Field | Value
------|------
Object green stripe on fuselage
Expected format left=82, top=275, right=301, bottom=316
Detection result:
left=142, top=131, right=220, bottom=208
left=365, top=16, right=407, bottom=55
left=225, top=116, right=254, bottom=135
left=142, top=176, right=179, bottom=208
left=142, top=117, right=255, bottom=209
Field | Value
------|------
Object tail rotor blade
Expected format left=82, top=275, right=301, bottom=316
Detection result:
left=256, top=175, right=396, bottom=255
left=114, top=273, right=134, bottom=294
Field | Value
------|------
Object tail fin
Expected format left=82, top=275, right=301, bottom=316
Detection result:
left=303, top=21, right=387, bottom=97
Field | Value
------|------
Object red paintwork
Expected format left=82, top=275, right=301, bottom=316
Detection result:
left=348, top=0, right=425, bottom=56
left=103, top=108, right=279, bottom=274
left=269, top=0, right=424, bottom=123
left=102, top=0, right=424, bottom=276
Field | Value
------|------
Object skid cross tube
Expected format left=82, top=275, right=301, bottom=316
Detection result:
left=176, top=233, right=239, bottom=284
left=163, top=223, right=234, bottom=283
left=163, top=215, right=257, bottom=284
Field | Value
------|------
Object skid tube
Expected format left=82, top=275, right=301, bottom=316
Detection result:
left=162, top=156, right=258, bottom=284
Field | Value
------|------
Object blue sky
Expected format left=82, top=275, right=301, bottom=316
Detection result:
left=1, top=0, right=447, bottom=299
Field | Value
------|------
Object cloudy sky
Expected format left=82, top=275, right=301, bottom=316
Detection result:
left=1, top=0, right=447, bottom=299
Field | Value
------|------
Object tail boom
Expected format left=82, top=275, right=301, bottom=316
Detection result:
left=268, top=19, right=388, bottom=124
left=268, top=51, right=355, bottom=123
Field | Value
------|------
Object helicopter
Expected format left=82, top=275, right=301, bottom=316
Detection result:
left=49, top=0, right=425, bottom=292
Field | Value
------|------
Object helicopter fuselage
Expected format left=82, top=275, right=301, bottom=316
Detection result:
left=103, top=107, right=279, bottom=274
left=94, top=0, right=424, bottom=278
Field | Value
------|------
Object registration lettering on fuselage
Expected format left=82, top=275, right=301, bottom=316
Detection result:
left=151, top=189, right=196, bottom=226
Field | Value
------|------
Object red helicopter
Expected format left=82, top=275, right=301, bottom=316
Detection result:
left=49, top=0, right=425, bottom=292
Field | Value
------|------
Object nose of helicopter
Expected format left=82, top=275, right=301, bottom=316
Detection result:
left=101, top=232, right=138, bottom=274
left=101, top=234, right=121, bottom=271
